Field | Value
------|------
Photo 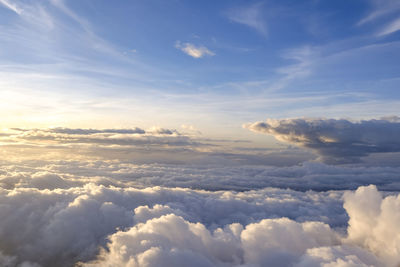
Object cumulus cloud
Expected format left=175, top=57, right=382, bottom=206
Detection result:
left=0, top=184, right=344, bottom=266
left=245, top=117, right=400, bottom=164
left=175, top=41, right=215, bottom=58
left=0, top=162, right=399, bottom=267
left=296, top=245, right=382, bottom=267
left=344, top=185, right=400, bottom=266
left=0, top=125, right=399, bottom=266
left=82, top=185, right=397, bottom=267
left=82, top=215, right=338, bottom=267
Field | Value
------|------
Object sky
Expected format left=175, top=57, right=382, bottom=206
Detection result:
left=0, top=0, right=400, bottom=164
left=1, top=1, right=400, bottom=266
left=0, top=0, right=399, bottom=131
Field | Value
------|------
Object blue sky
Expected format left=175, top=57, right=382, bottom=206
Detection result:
left=0, top=0, right=399, bottom=140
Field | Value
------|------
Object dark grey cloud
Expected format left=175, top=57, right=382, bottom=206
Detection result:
left=9, top=126, right=182, bottom=137
left=47, top=127, right=146, bottom=135
left=245, top=117, right=400, bottom=164
left=147, top=128, right=177, bottom=135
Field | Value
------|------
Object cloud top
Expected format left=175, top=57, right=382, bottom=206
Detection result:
left=1, top=182, right=398, bottom=267
left=245, top=117, right=400, bottom=164
left=0, top=155, right=399, bottom=266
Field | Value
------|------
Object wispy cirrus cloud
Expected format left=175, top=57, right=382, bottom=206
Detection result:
left=378, top=17, right=400, bottom=36
left=0, top=0, right=22, bottom=14
left=0, top=0, right=55, bottom=30
left=175, top=41, right=215, bottom=58
left=357, top=0, right=400, bottom=36
left=267, top=46, right=316, bottom=92
left=358, top=0, right=400, bottom=26
left=225, top=2, right=267, bottom=36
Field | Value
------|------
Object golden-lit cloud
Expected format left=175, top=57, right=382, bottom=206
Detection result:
left=175, top=41, right=215, bottom=58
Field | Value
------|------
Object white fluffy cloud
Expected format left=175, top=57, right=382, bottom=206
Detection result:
left=344, top=185, right=400, bottom=266
left=0, top=177, right=338, bottom=266
left=0, top=178, right=398, bottom=267
left=175, top=41, right=215, bottom=58
left=245, top=117, right=400, bottom=164
left=82, top=185, right=397, bottom=267
left=82, top=215, right=338, bottom=267
left=296, top=245, right=382, bottom=267
left=0, top=123, right=399, bottom=266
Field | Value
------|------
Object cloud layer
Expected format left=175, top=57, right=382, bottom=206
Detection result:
left=0, top=126, right=316, bottom=166
left=245, top=117, right=400, bottom=163
left=0, top=127, right=209, bottom=163
left=3, top=124, right=400, bottom=167
left=0, top=180, right=398, bottom=267
left=0, top=122, right=399, bottom=266
left=2, top=159, right=400, bottom=192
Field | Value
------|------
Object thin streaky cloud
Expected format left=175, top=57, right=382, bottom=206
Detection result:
left=260, top=46, right=316, bottom=92
left=49, top=0, right=92, bottom=33
left=0, top=0, right=55, bottom=30
left=48, top=0, right=125, bottom=59
left=358, top=0, right=400, bottom=36
left=0, top=1, right=155, bottom=82
left=377, top=17, right=400, bottom=36
left=0, top=0, right=22, bottom=15
left=226, top=2, right=267, bottom=36
left=358, top=0, right=400, bottom=25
